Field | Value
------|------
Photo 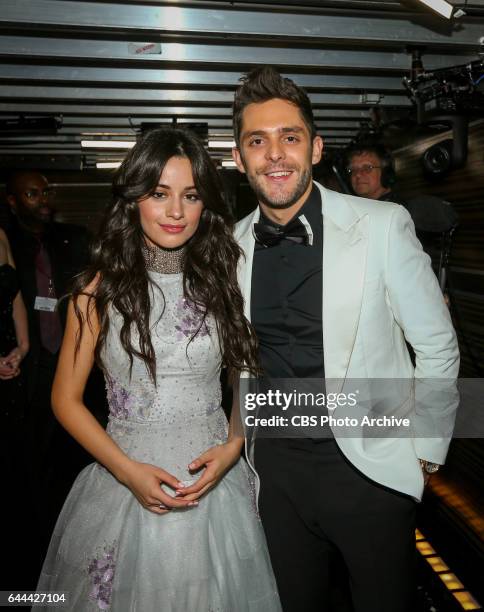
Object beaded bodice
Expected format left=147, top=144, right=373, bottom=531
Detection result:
left=102, top=272, right=227, bottom=478
left=103, top=272, right=222, bottom=425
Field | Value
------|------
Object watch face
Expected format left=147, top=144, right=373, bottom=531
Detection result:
left=426, top=463, right=440, bottom=474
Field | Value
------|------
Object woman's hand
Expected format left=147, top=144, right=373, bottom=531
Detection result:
left=0, top=366, right=19, bottom=380
left=0, top=350, right=21, bottom=380
left=3, top=346, right=26, bottom=369
left=119, top=460, right=199, bottom=515
left=175, top=439, right=243, bottom=502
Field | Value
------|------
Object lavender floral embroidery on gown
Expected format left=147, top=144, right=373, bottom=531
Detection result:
left=87, top=542, right=117, bottom=610
left=175, top=296, right=210, bottom=340
left=37, top=272, right=281, bottom=611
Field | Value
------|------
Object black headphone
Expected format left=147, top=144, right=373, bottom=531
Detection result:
left=377, top=146, right=396, bottom=189
left=346, top=144, right=396, bottom=189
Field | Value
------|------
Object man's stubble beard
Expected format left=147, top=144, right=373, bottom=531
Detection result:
left=241, top=154, right=313, bottom=211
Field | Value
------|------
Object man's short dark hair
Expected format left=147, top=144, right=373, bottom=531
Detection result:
left=233, top=66, right=316, bottom=146
left=5, top=170, right=44, bottom=197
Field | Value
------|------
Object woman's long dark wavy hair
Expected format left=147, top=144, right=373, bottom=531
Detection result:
left=72, top=127, right=259, bottom=382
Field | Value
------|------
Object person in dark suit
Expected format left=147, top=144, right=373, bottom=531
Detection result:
left=6, top=172, right=89, bottom=395
left=5, top=170, right=101, bottom=584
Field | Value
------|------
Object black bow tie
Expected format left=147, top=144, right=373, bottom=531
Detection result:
left=254, top=217, right=309, bottom=248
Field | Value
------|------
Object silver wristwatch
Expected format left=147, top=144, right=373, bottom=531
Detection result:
left=419, top=460, right=440, bottom=474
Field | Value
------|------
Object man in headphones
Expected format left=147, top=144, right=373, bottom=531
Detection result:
left=346, top=144, right=405, bottom=205
left=347, top=143, right=451, bottom=307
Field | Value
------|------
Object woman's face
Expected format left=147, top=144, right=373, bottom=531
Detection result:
left=138, top=156, right=204, bottom=249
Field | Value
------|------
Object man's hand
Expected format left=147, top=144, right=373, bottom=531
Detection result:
left=422, top=470, right=431, bottom=486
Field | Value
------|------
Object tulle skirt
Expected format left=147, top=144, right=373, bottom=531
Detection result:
left=37, top=457, right=281, bottom=612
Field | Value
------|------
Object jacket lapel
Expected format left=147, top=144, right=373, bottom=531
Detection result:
left=236, top=207, right=259, bottom=322
left=316, top=182, right=368, bottom=388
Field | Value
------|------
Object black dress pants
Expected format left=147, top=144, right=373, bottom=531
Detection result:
left=255, top=438, right=417, bottom=612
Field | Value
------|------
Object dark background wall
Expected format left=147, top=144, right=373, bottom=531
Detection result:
left=393, top=119, right=484, bottom=603
left=393, top=119, right=484, bottom=378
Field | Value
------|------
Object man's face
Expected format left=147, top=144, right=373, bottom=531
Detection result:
left=232, top=98, right=322, bottom=214
left=7, top=173, right=55, bottom=228
left=348, top=152, right=387, bottom=200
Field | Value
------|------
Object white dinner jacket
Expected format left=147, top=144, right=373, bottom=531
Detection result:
left=234, top=181, right=459, bottom=501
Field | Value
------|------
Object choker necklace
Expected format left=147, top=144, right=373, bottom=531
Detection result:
left=142, top=243, right=185, bottom=274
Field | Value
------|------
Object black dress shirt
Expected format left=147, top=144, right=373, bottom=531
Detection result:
left=251, top=184, right=324, bottom=379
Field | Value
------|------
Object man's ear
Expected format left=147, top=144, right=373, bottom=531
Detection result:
left=232, top=147, right=246, bottom=174
left=6, top=194, right=17, bottom=212
left=312, top=136, right=323, bottom=165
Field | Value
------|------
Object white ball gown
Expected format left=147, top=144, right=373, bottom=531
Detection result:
left=37, top=271, right=281, bottom=612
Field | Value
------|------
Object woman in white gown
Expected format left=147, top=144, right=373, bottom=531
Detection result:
left=37, top=127, right=281, bottom=611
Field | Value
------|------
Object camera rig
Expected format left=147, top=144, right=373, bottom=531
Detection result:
left=403, top=57, right=484, bottom=123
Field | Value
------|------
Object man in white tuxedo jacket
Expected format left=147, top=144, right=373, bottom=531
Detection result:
left=232, top=67, right=459, bottom=612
